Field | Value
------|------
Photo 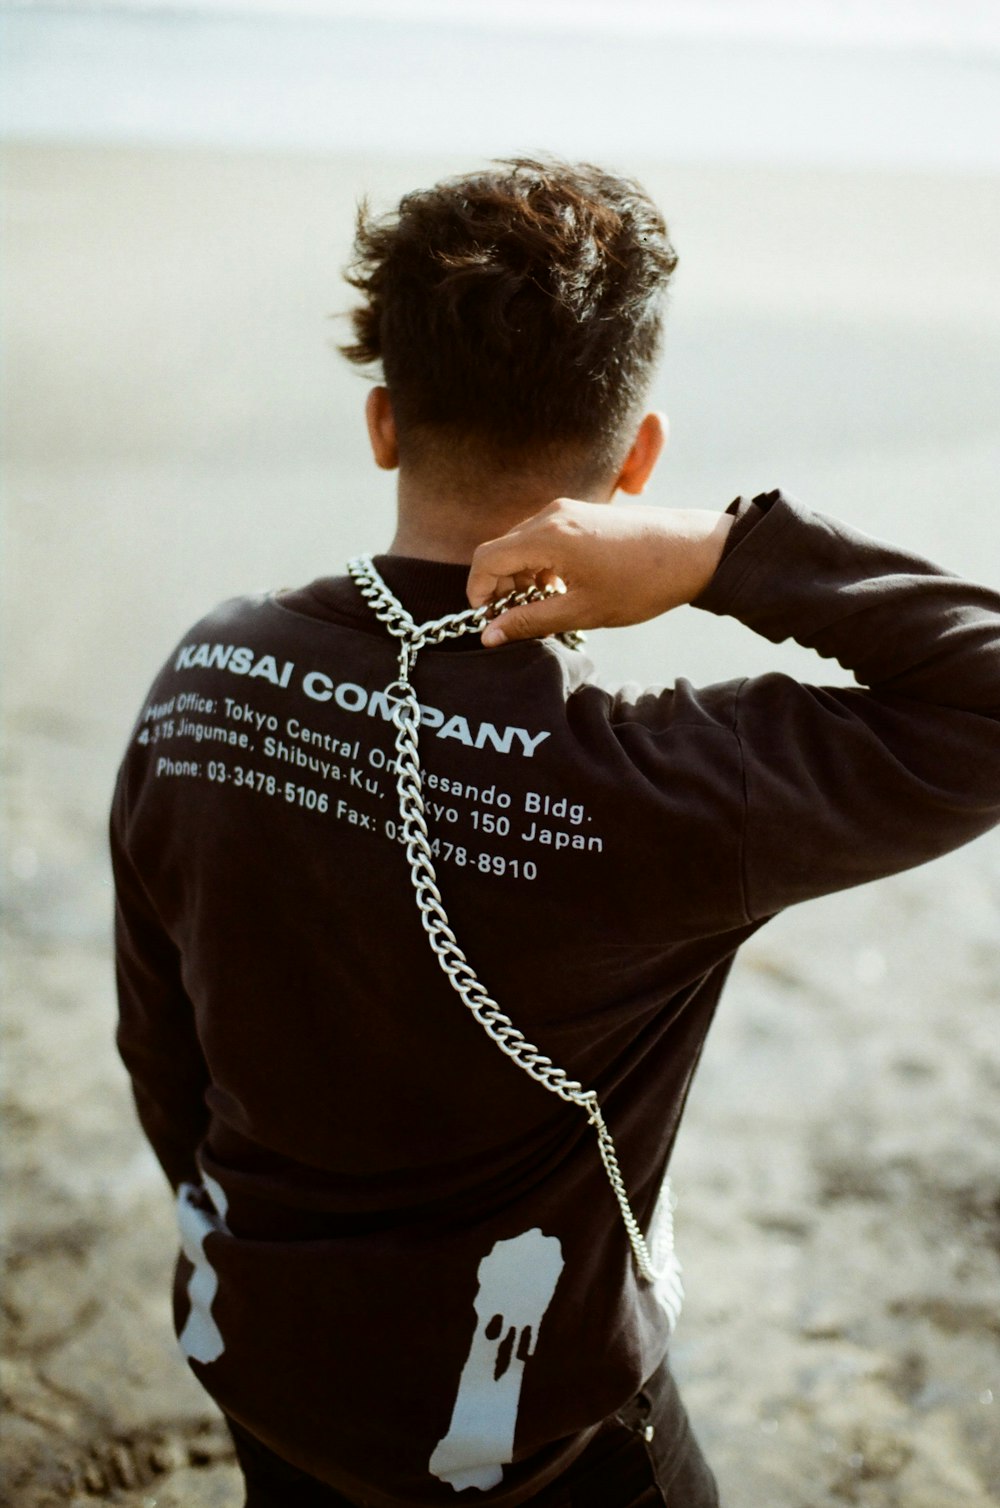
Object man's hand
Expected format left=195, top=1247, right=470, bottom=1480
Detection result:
left=467, top=499, right=734, bottom=646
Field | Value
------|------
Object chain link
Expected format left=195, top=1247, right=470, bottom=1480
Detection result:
left=346, top=554, right=683, bottom=1319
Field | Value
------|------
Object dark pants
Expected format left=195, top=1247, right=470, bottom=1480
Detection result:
left=225, top=1358, right=720, bottom=1507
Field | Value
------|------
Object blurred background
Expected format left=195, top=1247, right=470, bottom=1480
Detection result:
left=3, top=3, right=999, bottom=1505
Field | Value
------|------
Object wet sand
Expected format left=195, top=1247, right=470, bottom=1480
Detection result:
left=2, top=143, right=999, bottom=1506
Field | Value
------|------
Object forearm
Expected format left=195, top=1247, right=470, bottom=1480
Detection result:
left=117, top=1037, right=210, bottom=1192
left=694, top=490, right=1000, bottom=711
left=111, top=790, right=211, bottom=1192
left=691, top=491, right=1000, bottom=916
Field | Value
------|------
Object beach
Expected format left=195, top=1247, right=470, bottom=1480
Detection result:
left=2, top=141, right=999, bottom=1506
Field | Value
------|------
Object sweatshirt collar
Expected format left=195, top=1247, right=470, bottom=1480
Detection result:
left=365, top=554, right=474, bottom=624
left=281, top=554, right=477, bottom=637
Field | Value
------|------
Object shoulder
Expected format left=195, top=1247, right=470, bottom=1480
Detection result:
left=167, top=590, right=315, bottom=666
left=122, top=591, right=296, bottom=736
left=176, top=591, right=279, bottom=642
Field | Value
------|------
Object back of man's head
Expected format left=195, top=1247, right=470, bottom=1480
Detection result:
left=341, top=157, right=677, bottom=491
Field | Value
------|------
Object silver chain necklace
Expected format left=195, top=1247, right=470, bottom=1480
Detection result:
left=346, top=553, right=683, bottom=1318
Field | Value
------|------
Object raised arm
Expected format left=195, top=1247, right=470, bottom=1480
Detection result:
left=695, top=489, right=1000, bottom=915
left=469, top=490, right=1000, bottom=918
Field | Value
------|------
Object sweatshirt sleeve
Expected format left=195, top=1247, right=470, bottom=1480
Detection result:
left=110, top=769, right=210, bottom=1190
left=692, top=490, right=1000, bottom=921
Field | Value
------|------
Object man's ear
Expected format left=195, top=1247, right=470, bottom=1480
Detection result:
left=614, top=411, right=667, bottom=496
left=365, top=386, right=399, bottom=470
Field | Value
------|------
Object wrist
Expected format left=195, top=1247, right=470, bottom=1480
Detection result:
left=662, top=509, right=735, bottom=606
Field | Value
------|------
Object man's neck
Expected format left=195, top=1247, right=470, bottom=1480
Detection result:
left=386, top=473, right=611, bottom=564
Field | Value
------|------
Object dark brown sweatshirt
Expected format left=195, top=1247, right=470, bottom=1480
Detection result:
left=110, top=490, right=1000, bottom=1504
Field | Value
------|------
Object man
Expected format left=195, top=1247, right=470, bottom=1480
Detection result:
left=111, top=157, right=1000, bottom=1506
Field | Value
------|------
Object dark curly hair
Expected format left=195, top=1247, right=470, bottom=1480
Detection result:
left=340, top=157, right=677, bottom=478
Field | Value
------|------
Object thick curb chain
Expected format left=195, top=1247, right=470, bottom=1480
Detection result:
left=346, top=555, right=683, bottom=1317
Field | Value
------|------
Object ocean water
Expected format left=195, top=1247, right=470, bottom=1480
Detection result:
left=4, top=2, right=1000, bottom=171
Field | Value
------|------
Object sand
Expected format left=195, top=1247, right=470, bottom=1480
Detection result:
left=2, top=142, right=999, bottom=1506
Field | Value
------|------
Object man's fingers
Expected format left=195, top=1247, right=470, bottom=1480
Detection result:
left=493, top=573, right=518, bottom=602
left=481, top=596, right=574, bottom=648
left=467, top=542, right=553, bottom=608
left=466, top=498, right=583, bottom=605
